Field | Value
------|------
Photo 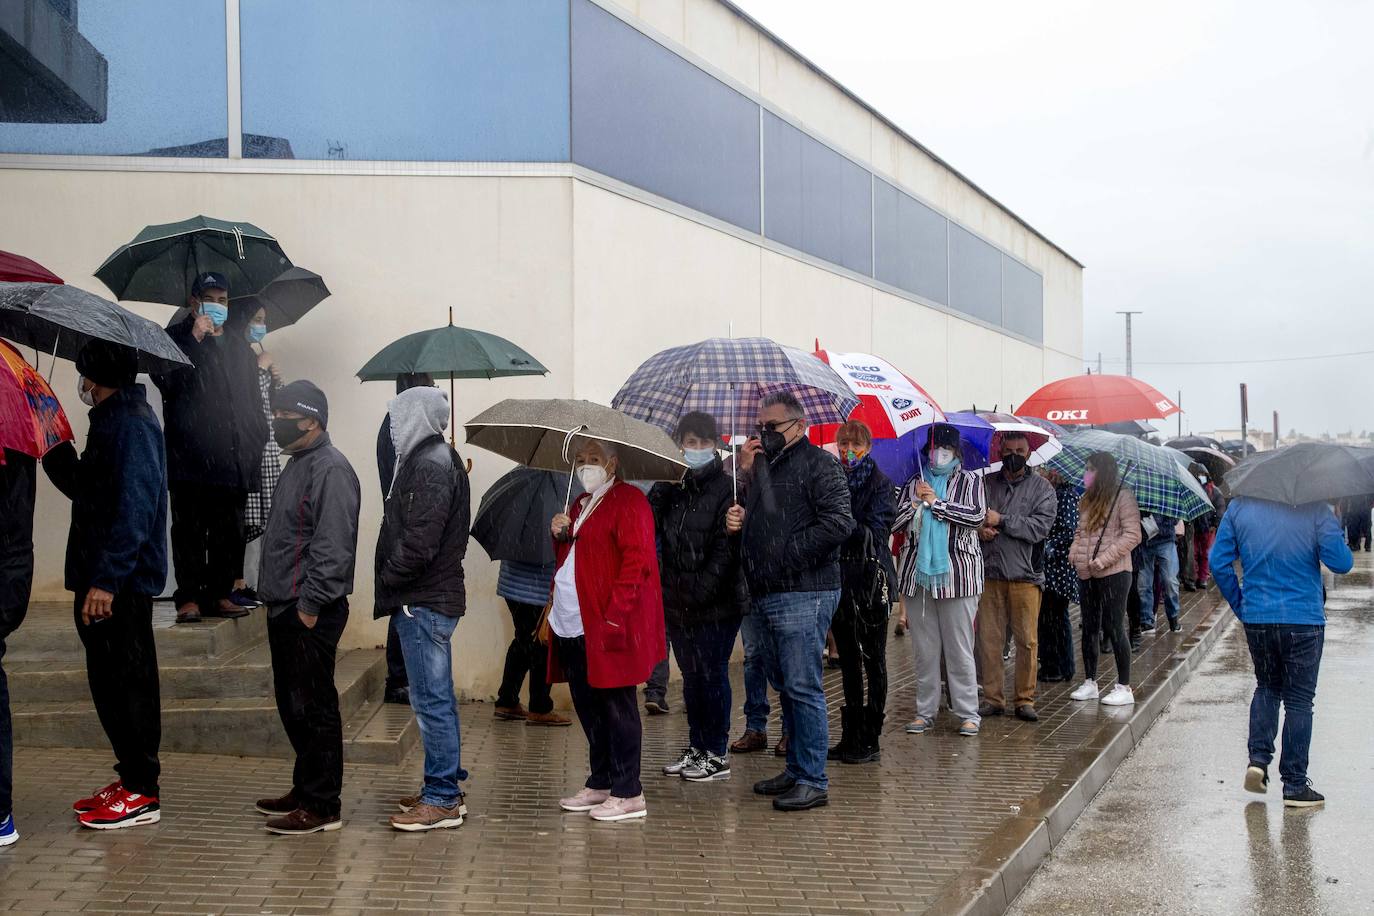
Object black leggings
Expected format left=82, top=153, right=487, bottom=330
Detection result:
left=1080, top=572, right=1131, bottom=684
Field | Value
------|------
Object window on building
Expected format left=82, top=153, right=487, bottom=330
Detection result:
left=0, top=0, right=226, bottom=156
left=762, top=112, right=872, bottom=276
left=873, top=178, right=948, bottom=305
left=948, top=223, right=1002, bottom=326
left=1002, top=255, right=1044, bottom=341
left=570, top=0, right=760, bottom=231
left=239, top=0, right=570, bottom=161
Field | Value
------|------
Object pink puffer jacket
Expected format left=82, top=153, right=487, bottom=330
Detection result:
left=1069, top=487, right=1142, bottom=579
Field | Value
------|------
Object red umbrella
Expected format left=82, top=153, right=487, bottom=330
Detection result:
left=1018, top=374, right=1180, bottom=425
left=0, top=339, right=73, bottom=464
left=0, top=250, right=63, bottom=285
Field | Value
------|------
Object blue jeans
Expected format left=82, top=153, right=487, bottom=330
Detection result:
left=753, top=590, right=840, bottom=790
left=739, top=611, right=772, bottom=733
left=1137, top=540, right=1179, bottom=629
left=395, top=606, right=467, bottom=808
left=668, top=617, right=741, bottom=756
left=1244, top=624, right=1324, bottom=793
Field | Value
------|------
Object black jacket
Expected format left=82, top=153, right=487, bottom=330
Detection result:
left=841, top=460, right=898, bottom=592
left=648, top=457, right=747, bottom=628
left=1, top=449, right=36, bottom=626
left=740, top=438, right=855, bottom=597
left=153, top=317, right=268, bottom=491
left=42, top=386, right=168, bottom=597
left=374, top=435, right=471, bottom=618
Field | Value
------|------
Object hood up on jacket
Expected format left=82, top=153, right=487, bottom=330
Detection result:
left=388, top=386, right=449, bottom=494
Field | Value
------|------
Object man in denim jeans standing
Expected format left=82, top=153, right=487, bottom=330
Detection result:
left=374, top=387, right=471, bottom=831
left=1211, top=496, right=1353, bottom=808
left=726, top=393, right=854, bottom=812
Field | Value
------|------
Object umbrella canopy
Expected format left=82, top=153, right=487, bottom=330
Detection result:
left=0, top=251, right=62, bottom=285
left=974, top=410, right=1063, bottom=472
left=1166, top=435, right=1225, bottom=452
left=809, top=349, right=943, bottom=442
left=357, top=322, right=547, bottom=381
left=0, top=340, right=73, bottom=462
left=465, top=398, right=686, bottom=483
left=1174, top=445, right=1234, bottom=482
left=1224, top=442, right=1374, bottom=507
left=611, top=337, right=859, bottom=440
left=0, top=282, right=191, bottom=375
left=471, top=467, right=583, bottom=566
left=1018, top=374, right=1180, bottom=426
left=1093, top=419, right=1158, bottom=439
left=898, top=410, right=997, bottom=479
left=230, top=266, right=330, bottom=331
left=1221, top=439, right=1257, bottom=459
left=95, top=215, right=292, bottom=305
left=1048, top=428, right=1214, bottom=520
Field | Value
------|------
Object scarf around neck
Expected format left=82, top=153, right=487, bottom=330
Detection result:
left=914, top=457, right=959, bottom=592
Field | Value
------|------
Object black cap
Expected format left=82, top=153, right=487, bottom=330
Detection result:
left=75, top=340, right=138, bottom=389
left=930, top=423, right=962, bottom=450
left=191, top=271, right=229, bottom=295
left=272, top=380, right=329, bottom=429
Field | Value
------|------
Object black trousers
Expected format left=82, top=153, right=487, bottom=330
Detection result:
left=384, top=614, right=408, bottom=692
left=73, top=592, right=161, bottom=797
left=1080, top=573, right=1131, bottom=684
left=1, top=595, right=29, bottom=820
left=496, top=600, right=552, bottom=714
left=1037, top=590, right=1076, bottom=681
left=555, top=635, right=641, bottom=798
left=170, top=485, right=247, bottom=608
left=832, top=600, right=888, bottom=721
left=268, top=604, right=348, bottom=817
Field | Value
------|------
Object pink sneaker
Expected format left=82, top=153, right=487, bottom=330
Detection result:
left=559, top=787, right=610, bottom=812
left=588, top=794, right=647, bottom=822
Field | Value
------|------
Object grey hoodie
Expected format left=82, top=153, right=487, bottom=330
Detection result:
left=388, top=387, right=449, bottom=495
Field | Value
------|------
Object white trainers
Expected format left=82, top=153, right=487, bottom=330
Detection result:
left=662, top=747, right=701, bottom=776
left=1101, top=684, right=1135, bottom=706
left=1069, top=679, right=1100, bottom=701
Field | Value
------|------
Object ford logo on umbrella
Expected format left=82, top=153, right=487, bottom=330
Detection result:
left=892, top=397, right=913, bottom=410
left=848, top=372, right=886, bottom=383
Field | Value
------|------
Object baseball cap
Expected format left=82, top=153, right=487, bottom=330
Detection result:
left=272, top=380, right=329, bottom=429
left=191, top=271, right=230, bottom=295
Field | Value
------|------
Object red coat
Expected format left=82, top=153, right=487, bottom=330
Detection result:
left=547, top=481, right=666, bottom=689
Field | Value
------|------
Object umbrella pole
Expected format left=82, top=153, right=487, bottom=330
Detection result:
left=46, top=328, right=60, bottom=383
left=449, top=372, right=456, bottom=447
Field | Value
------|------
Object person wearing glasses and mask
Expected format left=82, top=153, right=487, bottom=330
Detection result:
left=549, top=439, right=664, bottom=823
left=725, top=393, right=854, bottom=812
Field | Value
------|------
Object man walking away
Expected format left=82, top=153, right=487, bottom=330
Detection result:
left=1, top=447, right=37, bottom=845
left=1137, top=512, right=1182, bottom=633
left=43, top=342, right=168, bottom=830
left=726, top=393, right=854, bottom=812
left=1212, top=497, right=1352, bottom=808
left=976, top=433, right=1057, bottom=722
left=254, top=381, right=360, bottom=835
left=374, top=387, right=471, bottom=831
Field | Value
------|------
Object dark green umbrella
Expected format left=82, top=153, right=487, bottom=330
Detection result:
left=95, top=215, right=292, bottom=305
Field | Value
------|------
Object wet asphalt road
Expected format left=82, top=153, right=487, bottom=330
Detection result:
left=1009, top=553, right=1374, bottom=916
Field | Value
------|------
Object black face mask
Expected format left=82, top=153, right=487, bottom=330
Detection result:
left=272, top=417, right=306, bottom=449
left=760, top=429, right=788, bottom=461
left=1002, top=453, right=1028, bottom=475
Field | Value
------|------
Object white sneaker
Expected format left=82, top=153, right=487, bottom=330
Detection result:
left=1101, top=684, right=1135, bottom=706
left=1069, top=679, right=1100, bottom=701
left=662, top=747, right=701, bottom=777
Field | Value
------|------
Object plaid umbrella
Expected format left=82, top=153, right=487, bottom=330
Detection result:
left=1048, top=428, right=1213, bottom=520
left=611, top=337, right=859, bottom=440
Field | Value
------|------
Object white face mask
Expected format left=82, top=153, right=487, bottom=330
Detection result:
left=77, top=376, right=96, bottom=407
left=577, top=464, right=609, bottom=492
left=932, top=447, right=956, bottom=467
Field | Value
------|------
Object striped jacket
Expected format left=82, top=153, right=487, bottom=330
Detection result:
left=893, top=470, right=987, bottom=600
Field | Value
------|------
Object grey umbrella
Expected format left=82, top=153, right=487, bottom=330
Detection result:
left=0, top=282, right=191, bottom=374
left=1224, top=442, right=1374, bottom=506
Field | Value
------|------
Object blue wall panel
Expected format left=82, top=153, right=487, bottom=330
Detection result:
left=873, top=178, right=947, bottom=305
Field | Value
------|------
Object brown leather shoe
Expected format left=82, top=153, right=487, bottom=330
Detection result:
left=390, top=802, right=464, bottom=832
left=526, top=710, right=572, bottom=727
left=730, top=730, right=767, bottom=753
left=254, top=790, right=298, bottom=816
left=398, top=793, right=467, bottom=816
left=773, top=735, right=789, bottom=757
left=263, top=808, right=341, bottom=835
left=493, top=704, right=529, bottom=721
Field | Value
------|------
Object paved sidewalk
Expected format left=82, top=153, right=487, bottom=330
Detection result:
left=1009, top=554, right=1374, bottom=916
left=1, top=586, right=1225, bottom=915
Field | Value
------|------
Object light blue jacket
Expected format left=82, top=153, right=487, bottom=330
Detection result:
left=1209, top=497, right=1353, bottom=625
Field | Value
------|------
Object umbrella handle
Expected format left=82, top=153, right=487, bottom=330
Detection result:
left=560, top=425, right=585, bottom=512
left=47, top=328, right=60, bottom=384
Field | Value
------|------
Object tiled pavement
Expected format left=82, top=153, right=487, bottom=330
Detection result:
left=1, top=587, right=1226, bottom=915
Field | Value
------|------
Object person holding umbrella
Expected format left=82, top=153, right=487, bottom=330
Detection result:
left=229, top=299, right=282, bottom=610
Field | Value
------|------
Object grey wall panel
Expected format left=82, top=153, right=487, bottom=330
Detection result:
left=873, top=178, right=948, bottom=305
left=1002, top=255, right=1044, bottom=342
left=949, top=224, right=1002, bottom=325
left=762, top=112, right=872, bottom=276
left=571, top=0, right=760, bottom=231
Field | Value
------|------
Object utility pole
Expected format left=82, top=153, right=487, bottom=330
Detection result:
left=1240, top=383, right=1249, bottom=454
left=1116, top=311, right=1142, bottom=377
left=1097, top=352, right=1103, bottom=374
left=1273, top=410, right=1280, bottom=449
left=1178, top=390, right=1183, bottom=438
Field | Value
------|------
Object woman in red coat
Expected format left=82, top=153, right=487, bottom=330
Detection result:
left=548, top=439, right=664, bottom=822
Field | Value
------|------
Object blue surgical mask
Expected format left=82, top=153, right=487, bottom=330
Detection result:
left=200, top=302, right=228, bottom=327
left=683, top=447, right=716, bottom=469
left=247, top=322, right=267, bottom=344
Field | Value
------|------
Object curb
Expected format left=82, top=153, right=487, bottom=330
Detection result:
left=925, top=594, right=1234, bottom=916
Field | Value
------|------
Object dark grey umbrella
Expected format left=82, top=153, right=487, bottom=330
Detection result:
left=230, top=266, right=330, bottom=331
left=1224, top=442, right=1374, bottom=506
left=471, top=468, right=583, bottom=566
left=0, top=282, right=191, bottom=374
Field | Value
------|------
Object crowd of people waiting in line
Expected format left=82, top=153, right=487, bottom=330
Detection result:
left=0, top=280, right=1357, bottom=845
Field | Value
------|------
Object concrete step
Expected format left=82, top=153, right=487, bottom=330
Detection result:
left=342, top=699, right=420, bottom=766
left=6, top=641, right=274, bottom=703
left=7, top=601, right=267, bottom=661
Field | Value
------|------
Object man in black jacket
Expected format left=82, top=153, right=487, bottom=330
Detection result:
left=154, top=272, right=268, bottom=623
left=725, top=393, right=854, bottom=812
left=43, top=341, right=168, bottom=831
left=253, top=381, right=360, bottom=835
left=374, top=387, right=471, bottom=832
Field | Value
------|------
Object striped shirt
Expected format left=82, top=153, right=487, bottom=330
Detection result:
left=893, top=470, right=987, bottom=600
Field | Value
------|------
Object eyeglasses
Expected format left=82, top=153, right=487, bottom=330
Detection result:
left=754, top=419, right=800, bottom=435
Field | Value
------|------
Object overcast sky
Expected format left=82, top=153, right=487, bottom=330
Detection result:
left=734, top=0, right=1374, bottom=436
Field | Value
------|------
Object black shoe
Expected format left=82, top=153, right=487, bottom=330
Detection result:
left=228, top=587, right=261, bottom=608
left=1130, top=635, right=1143, bottom=652
left=753, top=773, right=797, bottom=796
left=772, top=784, right=829, bottom=812
left=1182, top=581, right=1198, bottom=592
left=977, top=702, right=1005, bottom=717
left=1169, top=618, right=1182, bottom=633
left=1015, top=704, right=1039, bottom=722
left=828, top=707, right=856, bottom=761
left=1244, top=764, right=1269, bottom=794
left=384, top=686, right=410, bottom=705
left=841, top=745, right=881, bottom=765
left=644, top=698, right=669, bottom=715
left=1283, top=783, right=1325, bottom=808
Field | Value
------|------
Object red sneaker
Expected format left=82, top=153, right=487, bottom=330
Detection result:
left=78, top=787, right=161, bottom=830
left=73, top=781, right=122, bottom=814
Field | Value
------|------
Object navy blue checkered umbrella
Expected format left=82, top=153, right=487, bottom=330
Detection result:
left=1048, top=429, right=1214, bottom=520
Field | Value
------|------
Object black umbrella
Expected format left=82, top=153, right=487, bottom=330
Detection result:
left=230, top=266, right=330, bottom=331
left=471, top=467, right=582, bottom=566
left=1225, top=442, right=1374, bottom=506
left=1166, top=435, right=1225, bottom=452
left=0, top=282, right=191, bottom=374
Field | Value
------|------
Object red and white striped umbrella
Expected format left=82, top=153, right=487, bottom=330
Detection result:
left=809, top=349, right=944, bottom=443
